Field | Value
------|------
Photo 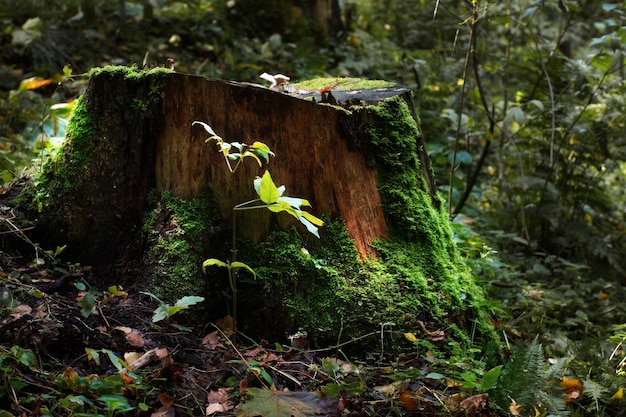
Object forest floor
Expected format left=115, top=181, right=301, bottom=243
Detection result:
left=0, top=179, right=499, bottom=417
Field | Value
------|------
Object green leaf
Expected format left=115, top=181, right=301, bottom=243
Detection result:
left=321, top=383, right=341, bottom=398
left=175, top=295, right=205, bottom=307
left=478, top=365, right=502, bottom=391
left=86, top=348, right=101, bottom=365
left=97, top=394, right=133, bottom=413
left=203, top=258, right=229, bottom=272
left=230, top=261, right=257, bottom=278
left=63, top=64, right=73, bottom=78
left=238, top=388, right=335, bottom=417
left=102, top=349, right=127, bottom=373
left=152, top=304, right=170, bottom=322
left=11, top=346, right=37, bottom=367
left=192, top=120, right=217, bottom=136
left=166, top=305, right=187, bottom=317
left=299, top=210, right=324, bottom=227
left=250, top=141, right=275, bottom=162
left=78, top=287, right=100, bottom=318
left=257, top=171, right=280, bottom=204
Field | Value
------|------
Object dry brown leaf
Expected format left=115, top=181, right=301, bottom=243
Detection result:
left=509, top=399, right=521, bottom=415
left=262, top=351, right=279, bottom=362
left=124, top=352, right=143, bottom=365
left=245, top=346, right=264, bottom=358
left=157, top=392, right=175, bottom=408
left=444, top=392, right=466, bottom=411
left=215, top=315, right=234, bottom=334
left=206, top=387, right=233, bottom=415
left=151, top=406, right=175, bottom=417
left=454, top=393, right=490, bottom=417
left=10, top=304, right=32, bottom=319
left=205, top=402, right=229, bottom=415
left=207, top=388, right=230, bottom=403
left=399, top=390, right=419, bottom=411
left=114, top=326, right=145, bottom=347
left=561, top=377, right=584, bottom=403
left=417, top=320, right=446, bottom=341
left=201, top=331, right=224, bottom=350
left=155, top=346, right=169, bottom=359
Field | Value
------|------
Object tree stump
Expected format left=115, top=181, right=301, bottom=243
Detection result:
left=28, top=66, right=498, bottom=355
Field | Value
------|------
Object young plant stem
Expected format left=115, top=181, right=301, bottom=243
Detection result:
left=231, top=209, right=238, bottom=336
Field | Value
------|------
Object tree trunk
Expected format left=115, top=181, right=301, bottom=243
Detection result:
left=35, top=68, right=433, bottom=263
left=28, top=67, right=497, bottom=354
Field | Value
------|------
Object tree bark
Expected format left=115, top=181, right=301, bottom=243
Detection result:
left=34, top=68, right=434, bottom=264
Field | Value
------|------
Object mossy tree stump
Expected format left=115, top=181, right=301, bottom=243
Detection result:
left=30, top=66, right=498, bottom=357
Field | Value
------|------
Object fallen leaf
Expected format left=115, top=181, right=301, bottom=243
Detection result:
left=151, top=406, right=175, bottom=417
left=202, top=331, right=224, bottom=350
left=158, top=392, right=175, bottom=408
left=115, top=326, right=145, bottom=347
left=206, top=388, right=233, bottom=415
left=206, top=402, right=229, bottom=414
left=454, top=393, right=490, bottom=417
left=10, top=304, right=32, bottom=320
left=216, top=315, right=234, bottom=334
left=124, top=352, right=143, bottom=365
left=509, top=399, right=521, bottom=415
left=398, top=390, right=419, bottom=411
left=245, top=346, right=265, bottom=358
left=611, top=387, right=623, bottom=399
left=238, top=388, right=336, bottom=417
left=404, top=332, right=417, bottom=342
left=155, top=347, right=169, bottom=359
left=561, top=377, right=583, bottom=402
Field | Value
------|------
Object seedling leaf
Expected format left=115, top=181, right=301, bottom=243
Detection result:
left=257, top=171, right=280, bottom=204
left=175, top=296, right=205, bottom=307
left=230, top=262, right=257, bottom=278
left=203, top=258, right=229, bottom=272
left=192, top=120, right=217, bottom=136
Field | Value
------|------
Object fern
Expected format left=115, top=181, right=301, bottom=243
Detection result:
left=492, top=336, right=569, bottom=415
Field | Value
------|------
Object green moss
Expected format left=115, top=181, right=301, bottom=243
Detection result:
left=87, top=65, right=173, bottom=81
left=235, top=95, right=498, bottom=359
left=33, top=94, right=95, bottom=210
left=293, top=77, right=396, bottom=91
left=144, top=192, right=223, bottom=303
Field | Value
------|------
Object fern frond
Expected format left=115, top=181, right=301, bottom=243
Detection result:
left=492, top=336, right=568, bottom=415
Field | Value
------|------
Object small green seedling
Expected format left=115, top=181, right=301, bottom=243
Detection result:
left=141, top=291, right=204, bottom=329
left=193, top=121, right=274, bottom=173
left=195, top=121, right=323, bottom=335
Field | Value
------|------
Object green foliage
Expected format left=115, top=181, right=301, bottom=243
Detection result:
left=492, top=336, right=568, bottom=415
left=194, top=121, right=274, bottom=172
left=141, top=292, right=205, bottom=324
left=0, top=70, right=76, bottom=183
